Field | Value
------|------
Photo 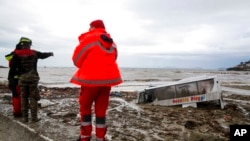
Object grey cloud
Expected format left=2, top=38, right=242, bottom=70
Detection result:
left=124, top=0, right=250, bottom=32
left=118, top=52, right=249, bottom=69
left=118, top=37, right=159, bottom=47
left=1, top=0, right=250, bottom=69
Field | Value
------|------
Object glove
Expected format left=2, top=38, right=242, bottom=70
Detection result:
left=50, top=52, right=54, bottom=56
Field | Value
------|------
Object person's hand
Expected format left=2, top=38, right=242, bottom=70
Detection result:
left=8, top=79, right=13, bottom=90
left=50, top=52, right=54, bottom=56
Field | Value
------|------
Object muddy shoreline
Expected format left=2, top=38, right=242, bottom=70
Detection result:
left=1, top=84, right=250, bottom=141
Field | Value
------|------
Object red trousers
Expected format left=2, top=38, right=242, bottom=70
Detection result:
left=79, top=86, right=111, bottom=141
left=12, top=85, right=22, bottom=116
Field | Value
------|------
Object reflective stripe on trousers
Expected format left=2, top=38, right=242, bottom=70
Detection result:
left=80, top=135, right=91, bottom=141
left=80, top=115, right=92, bottom=139
left=96, top=117, right=107, bottom=139
left=79, top=86, right=110, bottom=140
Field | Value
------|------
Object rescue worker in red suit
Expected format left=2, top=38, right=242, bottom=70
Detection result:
left=5, top=44, right=22, bottom=117
left=71, top=19, right=122, bottom=141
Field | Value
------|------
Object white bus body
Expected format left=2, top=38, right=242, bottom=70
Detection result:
left=137, top=75, right=224, bottom=109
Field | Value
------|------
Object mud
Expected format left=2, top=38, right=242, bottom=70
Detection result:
left=1, top=85, right=250, bottom=141
left=0, top=113, right=48, bottom=141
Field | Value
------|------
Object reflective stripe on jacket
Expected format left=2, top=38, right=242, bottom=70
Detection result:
left=70, top=28, right=122, bottom=86
left=5, top=52, right=19, bottom=79
left=5, top=54, right=13, bottom=61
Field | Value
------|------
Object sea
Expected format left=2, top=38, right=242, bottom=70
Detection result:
left=1, top=67, right=250, bottom=93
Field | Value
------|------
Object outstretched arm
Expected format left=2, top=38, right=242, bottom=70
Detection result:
left=36, top=51, right=54, bottom=59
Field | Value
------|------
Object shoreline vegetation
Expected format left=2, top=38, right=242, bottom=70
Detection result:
left=0, top=65, right=7, bottom=68
left=227, top=60, right=250, bottom=71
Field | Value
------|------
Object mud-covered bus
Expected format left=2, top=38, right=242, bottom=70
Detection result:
left=137, top=75, right=224, bottom=109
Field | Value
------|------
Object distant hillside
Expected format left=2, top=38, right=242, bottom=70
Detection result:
left=0, top=65, right=7, bottom=68
left=227, top=60, right=250, bottom=71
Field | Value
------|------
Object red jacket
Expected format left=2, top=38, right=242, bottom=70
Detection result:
left=70, top=28, right=122, bottom=86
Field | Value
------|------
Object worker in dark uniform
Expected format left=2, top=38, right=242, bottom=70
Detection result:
left=5, top=43, right=22, bottom=117
left=9, top=37, right=54, bottom=122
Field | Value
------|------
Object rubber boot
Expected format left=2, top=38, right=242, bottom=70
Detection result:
left=96, top=126, right=107, bottom=141
left=23, top=115, right=28, bottom=122
left=13, top=85, right=22, bottom=117
left=12, top=97, right=22, bottom=117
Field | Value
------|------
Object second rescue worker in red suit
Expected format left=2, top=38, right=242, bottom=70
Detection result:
left=71, top=19, right=122, bottom=141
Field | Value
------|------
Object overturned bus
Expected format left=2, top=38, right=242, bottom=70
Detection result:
left=137, top=75, right=224, bottom=109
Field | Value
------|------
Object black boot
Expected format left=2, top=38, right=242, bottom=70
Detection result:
left=23, top=116, right=28, bottom=122
left=31, top=117, right=41, bottom=122
left=75, top=136, right=91, bottom=141
left=13, top=113, right=22, bottom=118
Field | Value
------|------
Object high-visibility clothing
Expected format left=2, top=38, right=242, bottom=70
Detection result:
left=9, top=49, right=53, bottom=78
left=79, top=86, right=110, bottom=140
left=70, top=28, right=122, bottom=86
left=9, top=48, right=53, bottom=121
left=5, top=52, right=21, bottom=116
left=5, top=53, right=13, bottom=61
left=12, top=83, right=22, bottom=116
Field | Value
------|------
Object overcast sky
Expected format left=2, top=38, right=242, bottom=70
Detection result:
left=1, top=0, right=250, bottom=69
